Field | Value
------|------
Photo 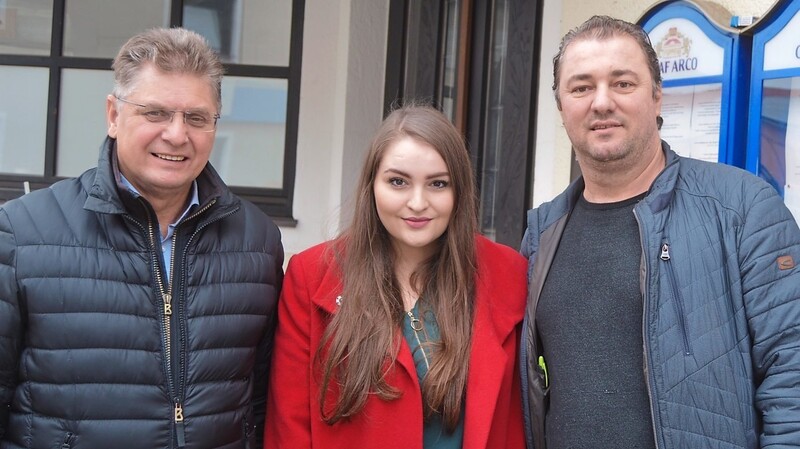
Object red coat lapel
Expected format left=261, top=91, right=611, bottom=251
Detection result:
left=309, top=260, right=420, bottom=388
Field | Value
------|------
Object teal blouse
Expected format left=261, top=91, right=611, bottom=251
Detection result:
left=401, top=302, right=465, bottom=448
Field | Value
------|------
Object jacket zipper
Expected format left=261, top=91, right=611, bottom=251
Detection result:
left=406, top=309, right=430, bottom=370
left=243, top=415, right=253, bottom=442
left=633, top=209, right=661, bottom=449
left=168, top=198, right=221, bottom=447
left=660, top=242, right=692, bottom=355
left=138, top=202, right=186, bottom=447
left=124, top=211, right=183, bottom=446
left=166, top=233, right=185, bottom=447
left=127, top=197, right=231, bottom=447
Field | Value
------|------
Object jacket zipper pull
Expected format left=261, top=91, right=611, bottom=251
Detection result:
left=406, top=310, right=423, bottom=332
left=61, top=432, right=75, bottom=449
left=660, top=243, right=670, bottom=261
left=164, top=293, right=173, bottom=315
left=175, top=402, right=186, bottom=447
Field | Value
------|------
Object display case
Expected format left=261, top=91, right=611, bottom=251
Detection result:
left=744, top=0, right=800, bottom=221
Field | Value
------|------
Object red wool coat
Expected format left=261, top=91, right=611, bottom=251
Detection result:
left=265, top=235, right=527, bottom=449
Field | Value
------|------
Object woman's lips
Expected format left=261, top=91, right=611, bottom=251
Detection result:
left=404, top=217, right=431, bottom=229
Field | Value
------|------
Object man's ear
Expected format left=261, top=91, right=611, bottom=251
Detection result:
left=106, top=94, right=119, bottom=138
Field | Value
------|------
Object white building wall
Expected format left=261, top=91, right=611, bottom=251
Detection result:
left=278, top=0, right=389, bottom=261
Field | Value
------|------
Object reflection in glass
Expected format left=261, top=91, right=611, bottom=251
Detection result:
left=403, top=0, right=439, bottom=100
left=57, top=69, right=116, bottom=177
left=0, top=0, right=53, bottom=55
left=63, top=0, right=169, bottom=58
left=0, top=66, right=48, bottom=175
left=759, top=78, right=798, bottom=196
left=760, top=77, right=800, bottom=222
left=184, top=0, right=292, bottom=66
left=440, top=0, right=460, bottom=121
left=480, top=0, right=509, bottom=240
left=214, top=77, right=287, bottom=188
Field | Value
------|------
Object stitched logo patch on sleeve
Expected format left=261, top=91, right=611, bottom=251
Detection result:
left=777, top=255, right=795, bottom=270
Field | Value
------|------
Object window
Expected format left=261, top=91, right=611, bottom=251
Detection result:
left=0, top=0, right=303, bottom=222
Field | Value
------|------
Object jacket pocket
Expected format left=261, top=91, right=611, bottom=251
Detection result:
left=660, top=242, right=692, bottom=355
left=529, top=354, right=550, bottom=449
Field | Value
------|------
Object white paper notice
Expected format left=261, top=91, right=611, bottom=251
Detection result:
left=784, top=77, right=800, bottom=223
left=659, top=84, right=722, bottom=162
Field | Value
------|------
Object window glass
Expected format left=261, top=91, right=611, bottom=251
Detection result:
left=63, top=0, right=169, bottom=58
left=0, top=66, right=48, bottom=175
left=184, top=0, right=291, bottom=66
left=57, top=69, right=115, bottom=177
left=214, top=76, right=287, bottom=188
left=759, top=76, right=800, bottom=220
left=0, top=0, right=53, bottom=56
left=480, top=0, right=509, bottom=240
left=441, top=0, right=460, bottom=121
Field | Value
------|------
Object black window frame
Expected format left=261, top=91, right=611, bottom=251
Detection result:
left=0, top=0, right=304, bottom=225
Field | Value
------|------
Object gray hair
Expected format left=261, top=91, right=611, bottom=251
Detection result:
left=552, top=15, right=662, bottom=110
left=111, top=27, right=223, bottom=110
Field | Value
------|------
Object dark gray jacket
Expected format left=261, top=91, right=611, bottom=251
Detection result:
left=520, top=143, right=800, bottom=448
left=0, top=138, right=283, bottom=449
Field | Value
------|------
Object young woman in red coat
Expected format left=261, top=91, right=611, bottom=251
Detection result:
left=265, top=105, right=527, bottom=449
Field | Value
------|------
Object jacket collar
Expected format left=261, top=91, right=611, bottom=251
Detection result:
left=552, top=140, right=680, bottom=218
left=82, top=136, right=239, bottom=218
left=641, top=140, right=680, bottom=215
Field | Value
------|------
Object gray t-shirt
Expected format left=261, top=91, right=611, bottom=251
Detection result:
left=537, top=193, right=655, bottom=449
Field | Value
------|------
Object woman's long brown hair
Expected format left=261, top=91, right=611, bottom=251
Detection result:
left=318, top=104, right=478, bottom=430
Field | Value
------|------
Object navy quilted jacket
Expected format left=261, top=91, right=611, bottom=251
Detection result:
left=520, top=143, right=800, bottom=449
left=0, top=138, right=284, bottom=448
